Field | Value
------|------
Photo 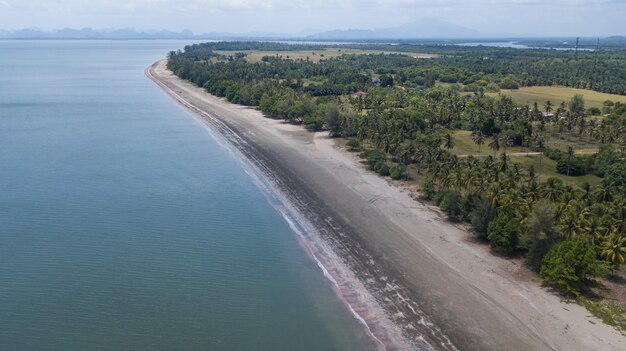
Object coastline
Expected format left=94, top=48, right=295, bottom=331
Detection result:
left=147, top=59, right=626, bottom=350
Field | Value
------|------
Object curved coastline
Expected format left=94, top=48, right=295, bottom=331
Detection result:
left=146, top=59, right=626, bottom=351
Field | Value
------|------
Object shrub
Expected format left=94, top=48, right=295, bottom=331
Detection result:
left=470, top=196, right=495, bottom=240
left=540, top=236, right=603, bottom=296
left=487, top=210, right=521, bottom=254
left=485, top=82, right=500, bottom=93
left=345, top=138, right=361, bottom=151
left=421, top=177, right=436, bottom=200
left=521, top=201, right=561, bottom=272
left=377, top=163, right=390, bottom=177
left=440, top=191, right=462, bottom=222
left=544, top=147, right=564, bottom=161
left=556, top=156, right=588, bottom=176
left=592, top=146, right=619, bottom=177
left=360, top=150, right=386, bottom=171
left=605, top=163, right=626, bottom=186
left=389, top=165, right=406, bottom=180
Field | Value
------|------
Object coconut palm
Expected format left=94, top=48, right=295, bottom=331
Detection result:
left=601, top=231, right=626, bottom=267
left=488, top=135, right=501, bottom=156
left=471, top=131, right=485, bottom=155
left=442, top=133, right=455, bottom=150
left=566, top=146, right=575, bottom=176
left=541, top=178, right=564, bottom=202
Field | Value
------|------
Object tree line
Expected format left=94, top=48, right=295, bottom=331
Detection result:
left=168, top=42, right=626, bottom=298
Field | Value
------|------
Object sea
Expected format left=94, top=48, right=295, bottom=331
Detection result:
left=0, top=40, right=374, bottom=351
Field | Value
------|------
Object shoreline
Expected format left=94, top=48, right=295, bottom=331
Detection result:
left=147, top=59, right=626, bottom=350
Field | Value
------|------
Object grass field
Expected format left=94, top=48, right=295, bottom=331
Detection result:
left=487, top=86, right=626, bottom=110
left=509, top=155, right=602, bottom=187
left=448, top=130, right=603, bottom=187
left=214, top=49, right=436, bottom=63
left=449, top=130, right=528, bottom=156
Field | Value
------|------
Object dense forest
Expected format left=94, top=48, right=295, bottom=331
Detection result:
left=168, top=42, right=626, bottom=323
left=171, top=41, right=626, bottom=94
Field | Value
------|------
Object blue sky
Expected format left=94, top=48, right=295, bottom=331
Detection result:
left=0, top=0, right=625, bottom=36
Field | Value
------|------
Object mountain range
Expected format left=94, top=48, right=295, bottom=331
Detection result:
left=0, top=19, right=486, bottom=40
left=307, top=18, right=485, bottom=39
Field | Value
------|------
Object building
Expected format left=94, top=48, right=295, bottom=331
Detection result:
left=351, top=91, right=369, bottom=99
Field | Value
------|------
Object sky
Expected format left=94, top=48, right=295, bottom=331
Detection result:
left=0, top=0, right=625, bottom=37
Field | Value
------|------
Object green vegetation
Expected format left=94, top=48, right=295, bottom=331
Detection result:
left=168, top=41, right=626, bottom=314
left=488, top=86, right=626, bottom=110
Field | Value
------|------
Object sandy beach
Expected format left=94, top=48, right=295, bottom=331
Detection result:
left=147, top=59, right=626, bottom=350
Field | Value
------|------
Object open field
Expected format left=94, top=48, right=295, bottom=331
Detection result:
left=450, top=130, right=528, bottom=156
left=214, top=49, right=437, bottom=63
left=509, top=154, right=602, bottom=187
left=448, top=130, right=602, bottom=187
left=487, top=86, right=626, bottom=110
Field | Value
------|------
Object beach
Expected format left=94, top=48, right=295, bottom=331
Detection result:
left=147, top=59, right=626, bottom=350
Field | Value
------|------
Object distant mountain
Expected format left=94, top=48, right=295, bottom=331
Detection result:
left=0, top=28, right=302, bottom=40
left=308, top=18, right=484, bottom=40
left=0, top=28, right=200, bottom=39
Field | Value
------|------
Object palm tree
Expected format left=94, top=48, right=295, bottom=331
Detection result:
left=501, top=134, right=513, bottom=154
left=471, top=131, right=485, bottom=155
left=601, top=231, right=626, bottom=267
left=499, top=153, right=510, bottom=172
left=488, top=134, right=501, bottom=156
left=442, top=133, right=455, bottom=151
left=544, top=100, right=553, bottom=115
left=541, top=178, right=563, bottom=202
left=566, top=146, right=575, bottom=176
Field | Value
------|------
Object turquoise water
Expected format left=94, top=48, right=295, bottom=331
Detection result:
left=0, top=40, right=373, bottom=350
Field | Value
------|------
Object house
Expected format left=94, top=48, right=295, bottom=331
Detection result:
left=372, top=77, right=381, bottom=85
left=351, top=91, right=369, bottom=99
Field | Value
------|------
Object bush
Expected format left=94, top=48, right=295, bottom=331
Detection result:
left=521, top=201, right=561, bottom=272
left=605, top=163, right=626, bottom=186
left=360, top=150, right=386, bottom=171
left=470, top=196, right=496, bottom=240
left=485, top=82, right=500, bottom=93
left=487, top=210, right=521, bottom=254
left=389, top=165, right=406, bottom=180
left=556, top=156, right=588, bottom=176
left=421, top=177, right=436, bottom=200
left=587, top=107, right=602, bottom=116
left=540, top=236, right=603, bottom=296
left=345, top=138, right=361, bottom=151
left=592, top=146, right=619, bottom=177
left=377, top=163, right=390, bottom=176
left=544, top=147, right=564, bottom=161
left=440, top=191, right=462, bottom=222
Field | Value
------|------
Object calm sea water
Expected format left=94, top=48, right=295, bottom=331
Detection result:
left=0, top=40, right=373, bottom=351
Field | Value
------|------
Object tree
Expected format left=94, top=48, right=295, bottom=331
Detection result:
left=600, top=231, right=626, bottom=268
left=487, top=210, right=521, bottom=254
left=472, top=131, right=485, bottom=155
left=566, top=146, right=575, bottom=176
left=521, top=201, right=561, bottom=271
left=488, top=135, right=501, bottom=155
left=325, top=103, right=341, bottom=136
left=568, top=94, right=586, bottom=118
left=442, top=133, right=455, bottom=150
left=470, top=195, right=496, bottom=240
left=540, top=236, right=602, bottom=296
left=544, top=100, right=553, bottom=115
left=605, top=163, right=626, bottom=186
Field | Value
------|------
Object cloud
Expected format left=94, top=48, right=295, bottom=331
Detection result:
left=0, top=0, right=624, bottom=35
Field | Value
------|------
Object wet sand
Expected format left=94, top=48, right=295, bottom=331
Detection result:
left=147, top=59, right=626, bottom=351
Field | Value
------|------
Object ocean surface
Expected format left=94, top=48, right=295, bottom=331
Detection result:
left=0, top=40, right=374, bottom=351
